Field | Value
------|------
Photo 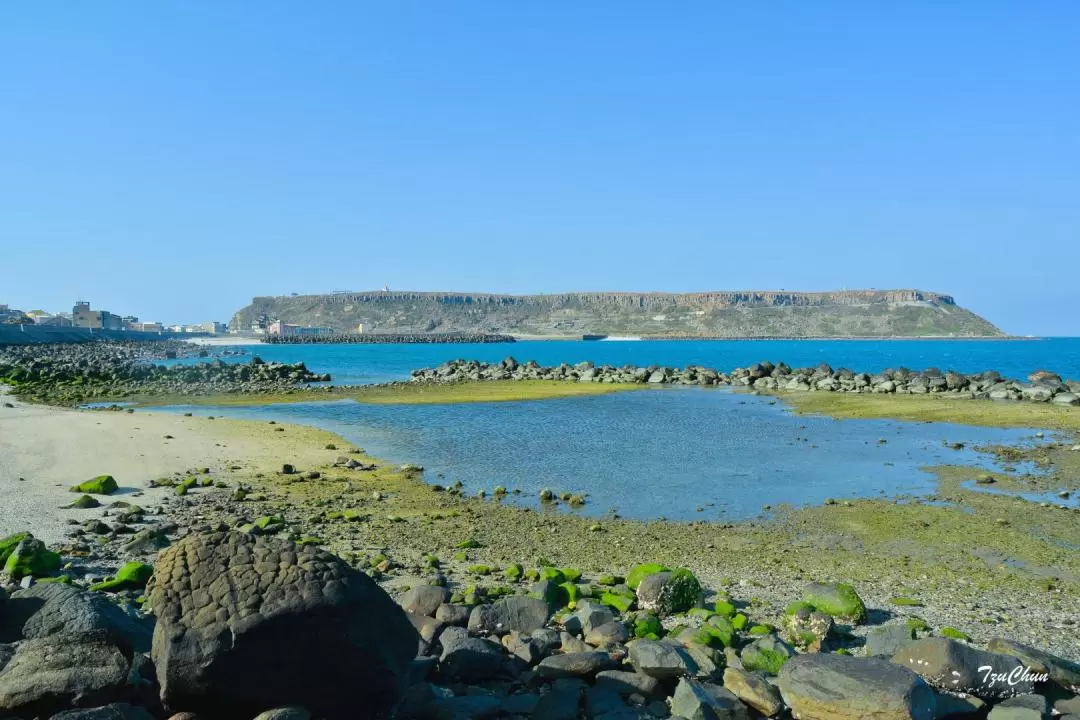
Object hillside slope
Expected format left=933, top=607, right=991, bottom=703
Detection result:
left=230, top=289, right=1003, bottom=338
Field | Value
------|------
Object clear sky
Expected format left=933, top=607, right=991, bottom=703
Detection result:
left=1, top=3, right=1077, bottom=335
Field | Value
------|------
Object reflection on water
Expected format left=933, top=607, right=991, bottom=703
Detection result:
left=160, top=387, right=1050, bottom=521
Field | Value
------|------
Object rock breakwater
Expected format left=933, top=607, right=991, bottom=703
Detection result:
left=411, top=358, right=1080, bottom=406
left=0, top=342, right=329, bottom=405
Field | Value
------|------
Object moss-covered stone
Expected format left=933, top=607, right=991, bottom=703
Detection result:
left=732, top=613, right=748, bottom=631
left=538, top=567, right=566, bottom=584
left=627, top=563, right=671, bottom=590
left=596, top=574, right=621, bottom=586
left=559, top=581, right=581, bottom=608
left=749, top=624, right=773, bottom=635
left=654, top=568, right=702, bottom=615
left=633, top=612, right=663, bottom=639
left=1, top=534, right=61, bottom=579
left=600, top=590, right=635, bottom=614
left=561, top=568, right=582, bottom=583
left=704, top=615, right=736, bottom=647
left=456, top=538, right=482, bottom=549
left=890, top=596, right=924, bottom=607
left=468, top=564, right=492, bottom=575
left=784, top=601, right=815, bottom=616
left=90, top=561, right=154, bottom=592
left=504, top=563, right=523, bottom=581
left=907, top=617, right=930, bottom=632
left=801, top=582, right=868, bottom=624
left=174, top=477, right=198, bottom=497
left=67, top=494, right=101, bottom=509
left=253, top=515, right=285, bottom=531
left=940, top=626, right=970, bottom=641
left=69, top=475, right=118, bottom=495
left=714, top=599, right=737, bottom=618
left=741, top=639, right=793, bottom=674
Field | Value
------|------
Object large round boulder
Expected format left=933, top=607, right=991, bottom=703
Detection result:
left=148, top=532, right=417, bottom=719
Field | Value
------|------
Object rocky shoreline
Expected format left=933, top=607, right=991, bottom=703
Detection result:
left=0, top=342, right=329, bottom=405
left=2, top=476, right=1079, bottom=719
left=410, top=358, right=1080, bottom=406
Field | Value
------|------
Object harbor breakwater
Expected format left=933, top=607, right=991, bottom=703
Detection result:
left=410, top=357, right=1080, bottom=406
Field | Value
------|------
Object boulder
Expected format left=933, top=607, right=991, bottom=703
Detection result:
left=802, top=582, right=868, bottom=624
left=0, top=582, right=152, bottom=652
left=987, top=693, right=1049, bottom=720
left=536, top=651, right=618, bottom=679
left=777, top=653, right=936, bottom=720
left=635, top=568, right=702, bottom=616
left=467, top=596, right=551, bottom=635
left=438, top=626, right=508, bottom=682
left=864, top=624, right=917, bottom=657
left=69, top=475, right=119, bottom=495
left=0, top=533, right=61, bottom=580
left=564, top=600, right=614, bottom=636
left=594, top=670, right=664, bottom=700
left=892, top=637, right=1031, bottom=700
left=397, top=585, right=449, bottom=618
left=0, top=630, right=132, bottom=717
left=48, top=704, right=156, bottom=719
left=670, top=678, right=751, bottom=720
left=628, top=638, right=715, bottom=680
left=584, top=621, right=629, bottom=648
left=986, top=637, right=1080, bottom=692
left=740, top=635, right=795, bottom=674
left=722, top=667, right=783, bottom=717
left=147, top=532, right=417, bottom=719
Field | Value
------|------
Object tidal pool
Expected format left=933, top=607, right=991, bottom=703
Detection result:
left=160, top=386, right=1053, bottom=520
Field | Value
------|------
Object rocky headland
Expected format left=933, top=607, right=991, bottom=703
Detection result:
left=230, top=289, right=1003, bottom=339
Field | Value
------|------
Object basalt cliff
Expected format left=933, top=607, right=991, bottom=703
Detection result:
left=229, top=289, right=1003, bottom=338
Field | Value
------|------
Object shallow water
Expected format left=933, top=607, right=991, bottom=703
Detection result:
left=162, top=387, right=1051, bottom=521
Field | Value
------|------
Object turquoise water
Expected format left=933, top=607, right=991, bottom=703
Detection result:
left=163, top=388, right=1067, bottom=521
left=187, top=337, right=1080, bottom=386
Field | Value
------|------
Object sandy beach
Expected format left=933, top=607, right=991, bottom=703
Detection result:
left=0, top=385, right=328, bottom=545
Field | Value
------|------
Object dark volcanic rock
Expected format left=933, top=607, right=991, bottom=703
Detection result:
left=0, top=630, right=133, bottom=717
left=49, top=704, right=156, bottom=719
left=778, top=653, right=936, bottom=720
left=147, top=531, right=417, bottom=719
left=0, top=582, right=152, bottom=651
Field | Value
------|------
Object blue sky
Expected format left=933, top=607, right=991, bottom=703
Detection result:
left=1, top=3, right=1077, bottom=335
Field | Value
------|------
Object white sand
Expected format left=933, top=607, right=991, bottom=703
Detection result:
left=0, top=386, right=333, bottom=545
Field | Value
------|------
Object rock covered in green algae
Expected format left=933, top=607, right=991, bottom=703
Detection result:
left=90, top=562, right=154, bottom=592
left=68, top=475, right=118, bottom=495
left=0, top=533, right=61, bottom=580
left=802, top=582, right=868, bottom=624
left=626, top=563, right=670, bottom=590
